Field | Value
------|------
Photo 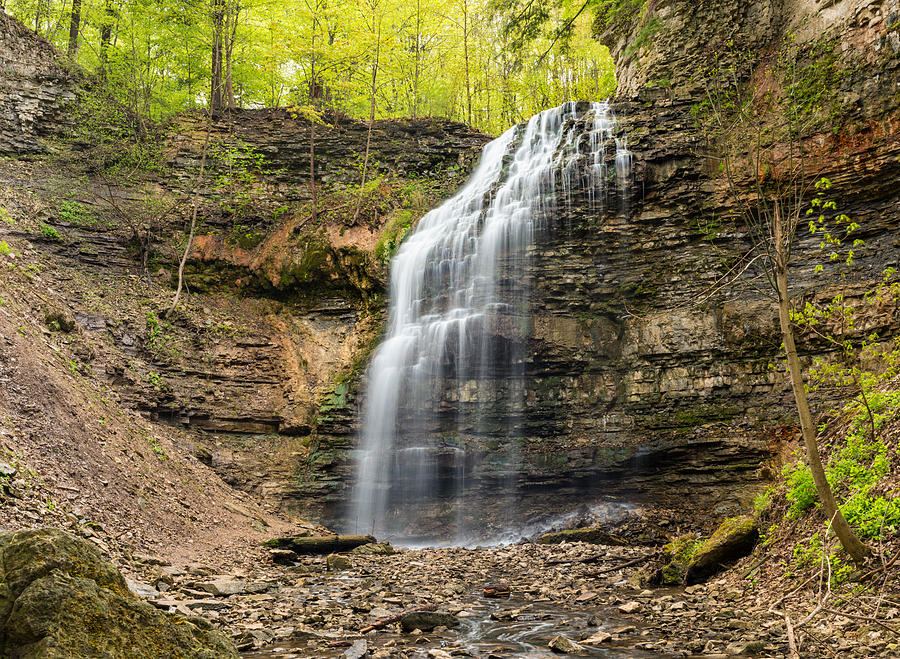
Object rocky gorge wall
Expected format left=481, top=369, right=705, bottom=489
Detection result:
left=304, top=0, right=900, bottom=531
left=1, top=3, right=898, bottom=536
left=0, top=13, right=77, bottom=154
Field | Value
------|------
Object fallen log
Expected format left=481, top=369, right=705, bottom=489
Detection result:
left=545, top=554, right=611, bottom=566
left=586, top=555, right=650, bottom=576
left=483, top=583, right=511, bottom=598
left=264, top=535, right=376, bottom=555
left=359, top=604, right=437, bottom=634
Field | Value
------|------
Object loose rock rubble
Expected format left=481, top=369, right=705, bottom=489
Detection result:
left=116, top=538, right=894, bottom=658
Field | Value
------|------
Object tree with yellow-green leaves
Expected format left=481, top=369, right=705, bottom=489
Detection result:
left=3, top=0, right=616, bottom=132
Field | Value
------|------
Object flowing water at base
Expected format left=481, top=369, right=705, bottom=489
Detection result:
left=242, top=578, right=669, bottom=658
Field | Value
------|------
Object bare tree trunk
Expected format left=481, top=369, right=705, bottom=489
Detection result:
left=353, top=10, right=380, bottom=222
left=210, top=0, right=225, bottom=112
left=167, top=122, right=212, bottom=318
left=67, top=0, right=81, bottom=59
left=773, top=202, right=870, bottom=564
left=309, top=0, right=319, bottom=223
left=99, top=1, right=117, bottom=76
left=462, top=0, right=472, bottom=126
left=412, top=0, right=421, bottom=118
left=224, top=0, right=238, bottom=109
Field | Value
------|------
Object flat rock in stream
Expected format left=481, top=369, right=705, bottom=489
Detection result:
left=399, top=611, right=459, bottom=632
left=264, top=534, right=377, bottom=555
left=548, top=634, right=586, bottom=654
left=343, top=638, right=368, bottom=659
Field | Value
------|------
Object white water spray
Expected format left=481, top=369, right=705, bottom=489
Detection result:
left=347, top=101, right=631, bottom=542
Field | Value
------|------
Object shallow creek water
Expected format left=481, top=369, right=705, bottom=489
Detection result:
left=242, top=569, right=671, bottom=658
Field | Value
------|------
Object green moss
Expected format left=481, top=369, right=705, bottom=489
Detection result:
left=781, top=35, right=847, bottom=128
left=374, top=209, right=415, bottom=263
left=659, top=535, right=701, bottom=585
left=623, top=16, right=663, bottom=58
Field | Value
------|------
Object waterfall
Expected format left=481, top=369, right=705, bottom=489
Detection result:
left=347, top=101, right=631, bottom=543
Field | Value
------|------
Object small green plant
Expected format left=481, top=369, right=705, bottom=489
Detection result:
left=623, top=16, right=663, bottom=57
left=144, top=310, right=179, bottom=360
left=58, top=200, right=98, bottom=227
left=0, top=206, right=13, bottom=226
left=0, top=241, right=12, bottom=256
left=752, top=486, right=775, bottom=518
left=146, top=434, right=168, bottom=460
left=39, top=223, right=62, bottom=240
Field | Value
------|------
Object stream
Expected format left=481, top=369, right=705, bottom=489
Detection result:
left=240, top=554, right=674, bottom=658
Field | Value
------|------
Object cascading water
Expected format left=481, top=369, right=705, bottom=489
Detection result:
left=347, top=101, right=631, bottom=543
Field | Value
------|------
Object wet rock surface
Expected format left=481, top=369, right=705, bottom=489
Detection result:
left=113, top=539, right=897, bottom=658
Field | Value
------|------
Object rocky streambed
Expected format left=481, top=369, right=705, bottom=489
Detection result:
left=126, top=541, right=808, bottom=658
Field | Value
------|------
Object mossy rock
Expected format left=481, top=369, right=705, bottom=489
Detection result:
left=659, top=535, right=702, bottom=586
left=0, top=528, right=238, bottom=658
left=628, top=534, right=700, bottom=588
left=684, top=516, right=758, bottom=585
left=536, top=527, right=626, bottom=546
left=43, top=311, right=76, bottom=333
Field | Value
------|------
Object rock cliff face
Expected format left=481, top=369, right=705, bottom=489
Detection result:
left=1, top=3, right=898, bottom=535
left=0, top=13, right=77, bottom=154
left=303, top=0, right=900, bottom=531
left=599, top=0, right=900, bottom=105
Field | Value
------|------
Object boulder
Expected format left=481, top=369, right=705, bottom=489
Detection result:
left=0, top=528, right=238, bottom=658
left=536, top=527, right=626, bottom=546
left=659, top=535, right=701, bottom=585
left=398, top=611, right=459, bottom=632
left=350, top=542, right=394, bottom=555
left=548, top=634, right=586, bottom=654
left=326, top=554, right=352, bottom=571
left=685, top=516, right=758, bottom=585
left=269, top=548, right=299, bottom=565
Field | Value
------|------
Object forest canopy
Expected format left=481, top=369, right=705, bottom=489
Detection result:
left=4, top=0, right=618, bottom=134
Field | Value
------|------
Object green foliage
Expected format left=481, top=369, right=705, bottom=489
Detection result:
left=58, top=201, right=99, bottom=227
left=145, top=310, right=178, bottom=361
left=375, top=210, right=415, bottom=263
left=70, top=86, right=165, bottom=179
left=780, top=35, right=845, bottom=129
left=226, top=224, right=265, bottom=250
left=592, top=0, right=646, bottom=36
left=752, top=486, right=775, bottom=518
left=8, top=0, right=617, bottom=135
left=146, top=434, right=168, bottom=460
left=0, top=241, right=12, bottom=257
left=0, top=206, right=13, bottom=226
left=784, top=378, right=900, bottom=537
left=623, top=16, right=662, bottom=58
left=39, top=223, right=62, bottom=240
